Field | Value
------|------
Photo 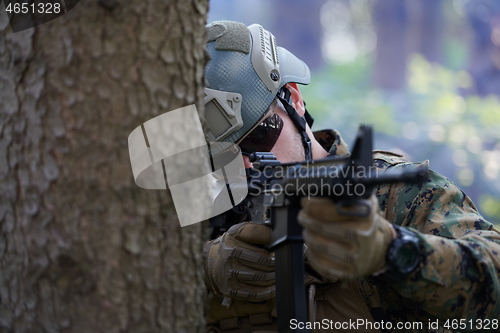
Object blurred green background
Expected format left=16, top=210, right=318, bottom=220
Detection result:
left=208, top=0, right=500, bottom=225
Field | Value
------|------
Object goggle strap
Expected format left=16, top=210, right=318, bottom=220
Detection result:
left=276, top=98, right=306, bottom=133
left=280, top=87, right=314, bottom=128
left=277, top=87, right=313, bottom=161
left=304, top=101, right=314, bottom=128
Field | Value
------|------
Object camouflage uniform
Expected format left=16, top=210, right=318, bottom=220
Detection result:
left=206, top=130, right=500, bottom=333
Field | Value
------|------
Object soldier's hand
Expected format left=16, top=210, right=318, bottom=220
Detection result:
left=205, top=222, right=275, bottom=302
left=298, top=194, right=396, bottom=279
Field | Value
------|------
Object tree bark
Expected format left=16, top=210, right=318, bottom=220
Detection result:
left=372, top=0, right=445, bottom=90
left=0, top=1, right=208, bottom=332
left=269, top=0, right=324, bottom=71
left=372, top=0, right=408, bottom=90
left=465, top=0, right=500, bottom=96
left=406, top=0, right=444, bottom=64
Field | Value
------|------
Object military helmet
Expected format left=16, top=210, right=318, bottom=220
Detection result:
left=204, top=21, right=311, bottom=145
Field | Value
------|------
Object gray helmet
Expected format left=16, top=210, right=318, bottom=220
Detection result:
left=204, top=21, right=311, bottom=144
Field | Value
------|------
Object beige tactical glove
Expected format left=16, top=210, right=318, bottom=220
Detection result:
left=298, top=194, right=396, bottom=279
left=205, top=222, right=275, bottom=302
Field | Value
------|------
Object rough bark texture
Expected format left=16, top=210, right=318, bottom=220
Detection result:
left=0, top=0, right=208, bottom=332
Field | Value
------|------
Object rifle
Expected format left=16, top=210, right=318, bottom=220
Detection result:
left=210, top=125, right=428, bottom=333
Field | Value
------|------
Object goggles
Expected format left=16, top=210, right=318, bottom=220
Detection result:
left=237, top=87, right=294, bottom=155
left=238, top=111, right=284, bottom=154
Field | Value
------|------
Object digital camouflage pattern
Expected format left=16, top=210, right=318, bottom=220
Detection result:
left=313, top=129, right=350, bottom=157
left=206, top=130, right=500, bottom=333
left=371, top=152, right=500, bottom=327
left=325, top=129, right=500, bottom=331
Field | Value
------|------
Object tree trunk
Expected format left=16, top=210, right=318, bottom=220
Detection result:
left=0, top=1, right=208, bottom=332
left=406, top=0, right=444, bottom=64
left=372, top=0, right=445, bottom=90
left=465, top=0, right=500, bottom=96
left=269, top=0, right=324, bottom=71
left=372, top=0, right=408, bottom=90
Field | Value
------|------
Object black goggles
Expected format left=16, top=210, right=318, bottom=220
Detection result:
left=238, top=113, right=284, bottom=154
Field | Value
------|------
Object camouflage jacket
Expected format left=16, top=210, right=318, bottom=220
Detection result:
left=315, top=129, right=500, bottom=330
left=206, top=130, right=500, bottom=333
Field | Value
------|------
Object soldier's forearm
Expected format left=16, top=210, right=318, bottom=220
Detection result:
left=389, top=231, right=500, bottom=321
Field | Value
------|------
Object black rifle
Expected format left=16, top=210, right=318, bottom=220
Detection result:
left=210, top=125, right=428, bottom=333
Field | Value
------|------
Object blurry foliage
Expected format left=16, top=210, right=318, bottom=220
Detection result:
left=441, top=0, right=472, bottom=70
left=302, top=54, right=500, bottom=224
left=302, top=56, right=399, bottom=138
left=207, top=0, right=500, bottom=225
left=407, top=55, right=500, bottom=223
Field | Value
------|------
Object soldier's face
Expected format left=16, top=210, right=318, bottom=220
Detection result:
left=242, top=104, right=305, bottom=168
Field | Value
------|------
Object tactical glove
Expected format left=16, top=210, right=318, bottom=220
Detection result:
left=298, top=195, right=396, bottom=279
left=205, top=222, right=275, bottom=302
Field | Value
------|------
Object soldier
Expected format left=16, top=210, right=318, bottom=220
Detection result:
left=203, top=21, right=500, bottom=333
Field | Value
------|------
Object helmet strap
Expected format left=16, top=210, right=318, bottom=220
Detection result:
left=277, top=87, right=313, bottom=162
